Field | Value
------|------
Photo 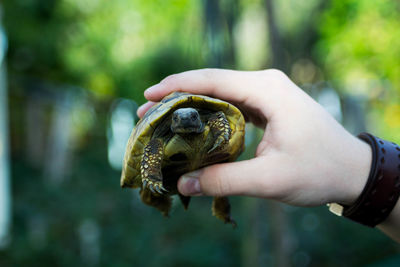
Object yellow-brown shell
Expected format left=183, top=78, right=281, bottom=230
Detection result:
left=120, top=92, right=245, bottom=188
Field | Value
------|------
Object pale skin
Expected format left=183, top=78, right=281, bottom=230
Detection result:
left=137, top=69, right=400, bottom=242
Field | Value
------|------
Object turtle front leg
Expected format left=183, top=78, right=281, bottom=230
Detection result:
left=207, top=111, right=231, bottom=153
left=141, top=138, right=167, bottom=194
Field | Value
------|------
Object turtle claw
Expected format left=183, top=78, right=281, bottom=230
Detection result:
left=155, top=184, right=163, bottom=194
left=142, top=178, right=165, bottom=195
left=208, top=133, right=229, bottom=153
left=208, top=141, right=220, bottom=153
left=161, top=185, right=169, bottom=192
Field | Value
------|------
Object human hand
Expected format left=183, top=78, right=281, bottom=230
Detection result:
left=137, top=69, right=372, bottom=207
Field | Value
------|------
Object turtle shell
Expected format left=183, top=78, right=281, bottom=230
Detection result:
left=120, top=92, right=245, bottom=189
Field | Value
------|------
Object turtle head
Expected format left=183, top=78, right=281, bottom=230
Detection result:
left=171, top=108, right=204, bottom=134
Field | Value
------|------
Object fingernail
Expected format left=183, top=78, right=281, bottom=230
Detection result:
left=180, top=170, right=202, bottom=196
left=137, top=104, right=145, bottom=116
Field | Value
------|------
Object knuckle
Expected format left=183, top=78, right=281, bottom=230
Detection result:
left=270, top=68, right=286, bottom=76
left=199, top=68, right=217, bottom=80
left=265, top=68, right=288, bottom=79
left=258, top=69, right=291, bottom=92
left=214, top=177, right=229, bottom=196
left=216, top=170, right=234, bottom=196
left=202, top=167, right=231, bottom=196
left=160, top=74, right=179, bottom=87
left=212, top=181, right=227, bottom=197
left=260, top=69, right=289, bottom=83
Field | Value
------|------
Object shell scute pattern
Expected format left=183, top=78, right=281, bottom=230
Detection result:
left=120, top=92, right=245, bottom=206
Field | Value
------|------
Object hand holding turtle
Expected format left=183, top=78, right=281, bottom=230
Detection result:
left=138, top=69, right=372, bottom=208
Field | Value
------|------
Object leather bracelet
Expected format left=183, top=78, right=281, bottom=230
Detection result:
left=339, top=133, right=400, bottom=227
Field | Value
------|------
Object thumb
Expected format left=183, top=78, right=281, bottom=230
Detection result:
left=177, top=159, right=261, bottom=197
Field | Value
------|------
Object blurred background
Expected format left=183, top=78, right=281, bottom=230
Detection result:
left=1, top=0, right=400, bottom=266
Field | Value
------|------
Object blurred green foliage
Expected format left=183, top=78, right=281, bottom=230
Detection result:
left=4, top=0, right=203, bottom=101
left=316, top=0, right=400, bottom=142
left=2, top=0, right=400, bottom=266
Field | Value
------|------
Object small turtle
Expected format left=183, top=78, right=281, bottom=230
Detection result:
left=121, top=92, right=245, bottom=226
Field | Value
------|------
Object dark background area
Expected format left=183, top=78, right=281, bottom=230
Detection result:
left=0, top=0, right=399, bottom=266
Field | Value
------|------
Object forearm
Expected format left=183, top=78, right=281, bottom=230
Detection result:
left=378, top=200, right=400, bottom=242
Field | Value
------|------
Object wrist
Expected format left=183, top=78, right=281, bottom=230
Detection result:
left=329, top=133, right=400, bottom=228
left=335, top=136, right=372, bottom=205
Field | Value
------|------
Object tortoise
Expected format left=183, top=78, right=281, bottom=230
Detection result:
left=120, top=92, right=245, bottom=226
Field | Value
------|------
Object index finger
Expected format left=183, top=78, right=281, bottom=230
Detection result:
left=144, top=68, right=256, bottom=104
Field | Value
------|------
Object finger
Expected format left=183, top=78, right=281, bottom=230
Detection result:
left=144, top=69, right=255, bottom=104
left=137, top=101, right=157, bottom=118
left=177, top=157, right=272, bottom=197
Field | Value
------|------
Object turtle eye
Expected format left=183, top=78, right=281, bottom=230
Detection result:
left=173, top=116, right=178, bottom=122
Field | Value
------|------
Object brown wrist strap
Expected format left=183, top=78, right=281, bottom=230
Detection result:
left=342, top=133, right=400, bottom=227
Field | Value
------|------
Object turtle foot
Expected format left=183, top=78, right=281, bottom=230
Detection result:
left=142, top=178, right=168, bottom=194
left=141, top=138, right=167, bottom=194
left=207, top=111, right=231, bottom=153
